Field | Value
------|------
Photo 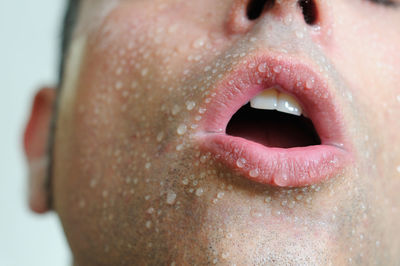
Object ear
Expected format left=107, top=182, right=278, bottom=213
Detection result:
left=23, top=87, right=56, bottom=214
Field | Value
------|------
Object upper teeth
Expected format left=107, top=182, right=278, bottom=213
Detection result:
left=250, top=88, right=303, bottom=116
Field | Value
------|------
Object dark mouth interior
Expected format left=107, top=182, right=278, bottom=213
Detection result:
left=226, top=103, right=321, bottom=148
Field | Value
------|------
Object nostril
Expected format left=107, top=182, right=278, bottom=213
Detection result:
left=246, top=0, right=275, bottom=20
left=298, top=0, right=318, bottom=25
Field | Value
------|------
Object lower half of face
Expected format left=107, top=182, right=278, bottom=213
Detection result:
left=53, top=0, right=400, bottom=265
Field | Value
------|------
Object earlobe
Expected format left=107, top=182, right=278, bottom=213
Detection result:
left=24, top=87, right=56, bottom=214
left=28, top=157, right=50, bottom=213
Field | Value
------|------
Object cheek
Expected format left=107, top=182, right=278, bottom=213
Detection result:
left=327, top=3, right=400, bottom=148
left=66, top=0, right=235, bottom=162
left=323, top=3, right=400, bottom=250
left=328, top=3, right=400, bottom=98
left=53, top=1, right=233, bottom=262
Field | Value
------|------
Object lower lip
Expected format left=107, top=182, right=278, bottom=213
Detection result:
left=195, top=54, right=353, bottom=187
left=198, top=134, right=351, bottom=187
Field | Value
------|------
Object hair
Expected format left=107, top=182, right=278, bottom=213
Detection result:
left=59, top=0, right=81, bottom=86
left=46, top=0, right=81, bottom=208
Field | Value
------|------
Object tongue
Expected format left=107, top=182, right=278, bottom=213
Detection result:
left=226, top=104, right=320, bottom=148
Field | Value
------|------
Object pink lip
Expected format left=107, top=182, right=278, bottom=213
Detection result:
left=195, top=53, right=353, bottom=187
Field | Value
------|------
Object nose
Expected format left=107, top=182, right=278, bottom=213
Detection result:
left=226, top=0, right=319, bottom=34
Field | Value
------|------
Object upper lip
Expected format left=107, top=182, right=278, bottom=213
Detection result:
left=195, top=52, right=353, bottom=187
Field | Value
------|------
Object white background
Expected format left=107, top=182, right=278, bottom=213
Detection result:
left=0, top=1, right=71, bottom=265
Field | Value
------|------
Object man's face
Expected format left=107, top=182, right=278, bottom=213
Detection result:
left=53, top=0, right=400, bottom=264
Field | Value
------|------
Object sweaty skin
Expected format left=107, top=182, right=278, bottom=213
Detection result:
left=47, top=0, right=400, bottom=265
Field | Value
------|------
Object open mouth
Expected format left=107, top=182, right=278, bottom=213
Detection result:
left=196, top=53, right=353, bottom=187
left=226, top=88, right=321, bottom=148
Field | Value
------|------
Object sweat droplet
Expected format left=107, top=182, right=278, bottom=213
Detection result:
left=177, top=124, right=187, bottom=135
left=288, top=200, right=296, bottom=208
left=193, top=37, right=206, bottom=48
left=145, top=221, right=152, bottom=229
left=172, top=105, right=181, bottom=115
left=166, top=191, right=177, bottom=205
left=115, top=81, right=123, bottom=90
left=90, top=179, right=97, bottom=188
left=306, top=77, right=315, bottom=89
left=249, top=169, right=259, bottom=178
left=195, top=188, right=204, bottom=196
left=116, top=67, right=123, bottom=75
left=236, top=158, right=246, bottom=168
left=284, top=15, right=293, bottom=25
left=156, top=132, right=164, bottom=142
left=273, top=65, right=282, bottom=73
left=185, top=101, right=196, bottom=110
left=295, top=31, right=304, bottom=39
left=258, top=63, right=268, bottom=73
left=141, top=68, right=149, bottom=76
left=250, top=208, right=263, bottom=218
left=200, top=155, right=208, bottom=163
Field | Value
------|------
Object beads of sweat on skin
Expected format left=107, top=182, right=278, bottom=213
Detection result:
left=67, top=3, right=390, bottom=262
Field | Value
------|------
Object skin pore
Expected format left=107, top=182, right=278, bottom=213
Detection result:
left=25, top=0, right=400, bottom=265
